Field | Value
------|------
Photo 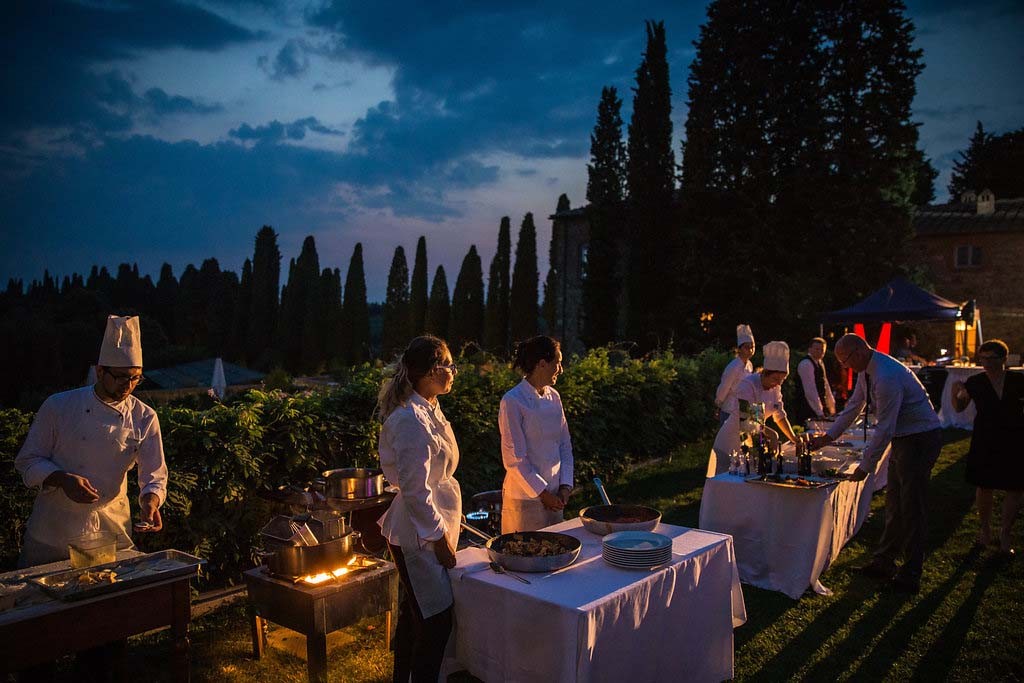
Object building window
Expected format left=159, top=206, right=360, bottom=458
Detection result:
left=954, top=245, right=981, bottom=269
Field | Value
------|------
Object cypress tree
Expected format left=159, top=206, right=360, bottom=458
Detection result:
left=381, top=246, right=411, bottom=358
left=583, top=86, right=627, bottom=347
left=426, top=265, right=450, bottom=340
left=483, top=217, right=511, bottom=354
left=449, top=246, right=485, bottom=351
left=248, top=226, right=281, bottom=367
left=341, top=243, right=371, bottom=364
left=509, top=213, right=539, bottom=343
left=949, top=121, right=991, bottom=198
left=279, top=236, right=321, bottom=372
left=153, top=263, right=178, bottom=342
left=410, top=236, right=429, bottom=336
left=625, top=20, right=677, bottom=351
left=229, top=258, right=253, bottom=362
left=319, top=267, right=344, bottom=367
left=174, top=264, right=200, bottom=346
left=542, top=196, right=568, bottom=337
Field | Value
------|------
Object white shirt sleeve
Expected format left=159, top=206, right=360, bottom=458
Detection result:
left=557, top=396, right=574, bottom=488
left=386, top=413, right=446, bottom=543
left=827, top=373, right=867, bottom=440
left=136, top=411, right=168, bottom=506
left=499, top=395, right=549, bottom=497
left=797, top=359, right=825, bottom=418
left=14, top=398, right=62, bottom=489
left=823, top=369, right=836, bottom=413
left=715, top=359, right=743, bottom=408
left=860, top=377, right=902, bottom=473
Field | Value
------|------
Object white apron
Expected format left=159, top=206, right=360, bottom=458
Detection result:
left=378, top=397, right=462, bottom=619
left=708, top=411, right=743, bottom=478
left=501, top=498, right=563, bottom=533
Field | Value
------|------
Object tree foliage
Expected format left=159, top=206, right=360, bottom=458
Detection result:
left=948, top=122, right=1024, bottom=199
left=341, top=243, right=371, bottom=365
left=484, top=217, right=512, bottom=354
left=510, top=213, right=540, bottom=343
left=381, top=246, right=411, bottom=359
left=450, top=245, right=485, bottom=351
left=426, top=265, right=451, bottom=340
left=410, top=236, right=429, bottom=337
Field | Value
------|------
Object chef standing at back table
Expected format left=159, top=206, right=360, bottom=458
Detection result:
left=14, top=315, right=167, bottom=568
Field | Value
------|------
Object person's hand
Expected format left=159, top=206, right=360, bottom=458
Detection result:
left=558, top=486, right=572, bottom=505
left=138, top=493, right=163, bottom=532
left=433, top=538, right=457, bottom=569
left=713, top=407, right=721, bottom=421
left=57, top=472, right=101, bottom=503
left=825, top=405, right=835, bottom=417
left=761, top=427, right=780, bottom=454
left=808, top=434, right=832, bottom=451
left=850, top=467, right=869, bottom=482
left=951, top=381, right=969, bottom=402
left=539, top=490, right=565, bottom=511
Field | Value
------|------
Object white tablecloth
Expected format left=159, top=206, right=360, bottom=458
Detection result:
left=937, top=366, right=984, bottom=430
left=446, top=519, right=746, bottom=683
left=698, top=436, right=889, bottom=600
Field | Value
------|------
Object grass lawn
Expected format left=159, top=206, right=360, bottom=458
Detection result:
left=14, top=430, right=1021, bottom=682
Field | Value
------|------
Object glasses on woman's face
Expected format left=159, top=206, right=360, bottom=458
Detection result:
left=435, top=363, right=458, bottom=375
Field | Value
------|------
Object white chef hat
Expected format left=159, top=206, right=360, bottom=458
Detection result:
left=762, top=341, right=790, bottom=373
left=736, top=324, right=755, bottom=346
left=98, top=315, right=143, bottom=367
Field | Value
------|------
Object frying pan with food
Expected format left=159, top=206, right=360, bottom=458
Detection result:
left=461, top=520, right=581, bottom=573
left=578, top=478, right=662, bottom=536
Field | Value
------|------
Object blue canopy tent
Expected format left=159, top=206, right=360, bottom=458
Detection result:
left=819, top=277, right=961, bottom=323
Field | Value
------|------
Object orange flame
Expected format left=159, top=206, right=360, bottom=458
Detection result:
left=299, top=555, right=359, bottom=585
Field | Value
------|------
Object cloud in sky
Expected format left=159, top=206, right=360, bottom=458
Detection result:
left=1, top=0, right=1022, bottom=298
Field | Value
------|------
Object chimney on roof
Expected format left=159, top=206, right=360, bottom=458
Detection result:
left=976, top=189, right=995, bottom=215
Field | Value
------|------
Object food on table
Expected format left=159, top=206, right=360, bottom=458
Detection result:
left=75, top=569, right=117, bottom=586
left=500, top=534, right=573, bottom=557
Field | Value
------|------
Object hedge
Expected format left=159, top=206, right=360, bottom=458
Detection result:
left=0, top=347, right=732, bottom=584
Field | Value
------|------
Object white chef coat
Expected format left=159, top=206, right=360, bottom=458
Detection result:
left=715, top=357, right=753, bottom=414
left=15, top=386, right=168, bottom=567
left=499, top=379, right=574, bottom=501
left=708, top=372, right=788, bottom=476
left=377, top=392, right=462, bottom=619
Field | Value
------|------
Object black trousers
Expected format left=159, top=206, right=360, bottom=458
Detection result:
left=388, top=544, right=453, bottom=683
left=874, top=428, right=943, bottom=580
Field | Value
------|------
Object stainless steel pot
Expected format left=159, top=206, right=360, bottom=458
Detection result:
left=579, top=477, right=662, bottom=536
left=260, top=532, right=360, bottom=577
left=316, top=468, right=385, bottom=499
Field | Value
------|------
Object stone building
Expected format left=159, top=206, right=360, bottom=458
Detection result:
left=912, top=190, right=1024, bottom=355
left=547, top=205, right=590, bottom=355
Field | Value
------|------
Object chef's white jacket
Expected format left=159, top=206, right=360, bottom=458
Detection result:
left=15, top=386, right=167, bottom=565
left=715, top=357, right=753, bottom=414
left=377, top=392, right=462, bottom=618
left=708, top=372, right=789, bottom=476
left=499, top=379, right=574, bottom=500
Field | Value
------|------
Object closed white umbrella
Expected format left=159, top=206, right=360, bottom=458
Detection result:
left=211, top=357, right=227, bottom=400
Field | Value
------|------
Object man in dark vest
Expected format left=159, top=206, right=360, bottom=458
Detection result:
left=792, top=337, right=835, bottom=426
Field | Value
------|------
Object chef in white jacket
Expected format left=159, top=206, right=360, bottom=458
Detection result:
left=15, top=315, right=167, bottom=568
left=376, top=335, right=461, bottom=683
left=499, top=335, right=574, bottom=533
left=715, top=325, right=755, bottom=426
left=708, top=340, right=800, bottom=476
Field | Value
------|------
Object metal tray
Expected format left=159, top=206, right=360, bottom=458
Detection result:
left=30, top=550, right=205, bottom=602
left=744, top=474, right=839, bottom=490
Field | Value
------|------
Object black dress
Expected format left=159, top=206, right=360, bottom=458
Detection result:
left=964, top=371, right=1024, bottom=490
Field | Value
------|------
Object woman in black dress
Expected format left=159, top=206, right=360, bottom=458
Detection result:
left=952, top=339, right=1024, bottom=556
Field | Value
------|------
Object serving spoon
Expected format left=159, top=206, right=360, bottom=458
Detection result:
left=488, top=561, right=531, bottom=584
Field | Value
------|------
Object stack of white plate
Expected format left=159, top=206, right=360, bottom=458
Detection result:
left=602, top=531, right=673, bottom=569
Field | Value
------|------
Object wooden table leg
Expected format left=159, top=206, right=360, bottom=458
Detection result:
left=249, top=609, right=267, bottom=660
left=306, top=634, right=328, bottom=683
left=385, top=610, right=392, bottom=651
left=171, top=580, right=191, bottom=683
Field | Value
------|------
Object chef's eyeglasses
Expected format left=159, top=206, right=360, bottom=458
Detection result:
left=435, top=363, right=459, bottom=375
left=102, top=368, right=145, bottom=385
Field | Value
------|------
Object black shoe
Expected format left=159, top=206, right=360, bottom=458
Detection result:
left=891, top=574, right=920, bottom=594
left=855, top=561, right=896, bottom=580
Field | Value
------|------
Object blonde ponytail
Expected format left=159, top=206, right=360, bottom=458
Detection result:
left=376, top=335, right=450, bottom=420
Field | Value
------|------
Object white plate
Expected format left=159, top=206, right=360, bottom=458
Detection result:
left=603, top=555, right=672, bottom=570
left=602, top=531, right=672, bottom=552
left=602, top=548, right=672, bottom=560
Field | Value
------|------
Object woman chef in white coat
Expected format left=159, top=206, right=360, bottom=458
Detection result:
left=715, top=325, right=755, bottom=426
left=499, top=336, right=574, bottom=533
left=376, top=335, right=461, bottom=683
left=15, top=315, right=167, bottom=568
left=708, top=341, right=800, bottom=476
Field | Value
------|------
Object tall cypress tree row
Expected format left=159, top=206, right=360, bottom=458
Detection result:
left=319, top=267, right=344, bottom=367
left=449, top=246, right=485, bottom=352
left=410, top=236, right=429, bottom=336
left=509, top=213, right=539, bottom=343
left=278, top=236, right=321, bottom=373
left=341, top=243, right=371, bottom=365
left=584, top=87, right=627, bottom=347
left=229, top=258, right=253, bottom=362
left=381, top=246, right=411, bottom=358
left=153, top=263, right=178, bottom=343
left=248, top=226, right=281, bottom=367
left=426, top=265, right=450, bottom=340
left=625, top=20, right=678, bottom=352
left=483, top=217, right=511, bottom=354
left=542, top=196, right=569, bottom=336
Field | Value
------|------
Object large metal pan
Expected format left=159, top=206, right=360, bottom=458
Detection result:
left=315, top=467, right=385, bottom=499
left=579, top=477, right=661, bottom=536
left=461, top=522, right=581, bottom=573
left=259, top=532, right=360, bottom=577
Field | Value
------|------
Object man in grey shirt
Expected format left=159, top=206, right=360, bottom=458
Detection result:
left=810, top=334, right=941, bottom=593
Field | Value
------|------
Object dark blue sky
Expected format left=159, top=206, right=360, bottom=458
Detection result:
left=2, top=0, right=1022, bottom=300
